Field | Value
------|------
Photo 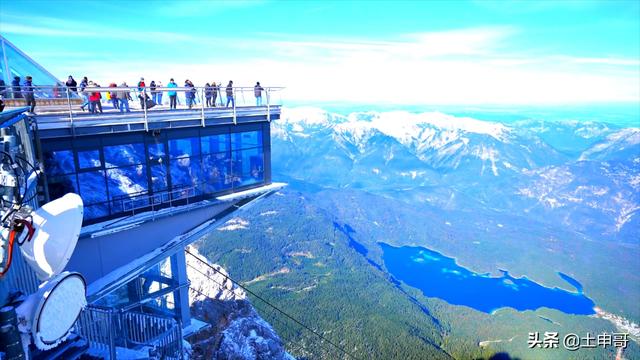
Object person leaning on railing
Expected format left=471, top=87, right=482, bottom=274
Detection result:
left=66, top=76, right=78, bottom=93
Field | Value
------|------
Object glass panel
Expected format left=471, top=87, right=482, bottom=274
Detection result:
left=77, top=150, right=101, bottom=169
left=43, top=149, right=75, bottom=175
left=150, top=164, right=168, bottom=192
left=104, top=143, right=145, bottom=168
left=84, top=203, right=109, bottom=221
left=168, top=137, right=200, bottom=159
left=201, top=134, right=230, bottom=155
left=147, top=142, right=166, bottom=159
left=77, top=170, right=107, bottom=204
left=47, top=174, right=78, bottom=201
left=231, top=130, right=262, bottom=150
left=232, top=148, right=264, bottom=187
left=2, top=37, right=63, bottom=99
left=106, top=164, right=148, bottom=199
left=0, top=45, right=6, bottom=95
left=170, top=156, right=201, bottom=192
left=202, top=153, right=232, bottom=193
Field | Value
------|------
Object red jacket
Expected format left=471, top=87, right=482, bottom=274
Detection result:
left=89, top=92, right=100, bottom=102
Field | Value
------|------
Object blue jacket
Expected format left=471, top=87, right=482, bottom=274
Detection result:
left=22, top=79, right=33, bottom=98
left=167, top=82, right=177, bottom=96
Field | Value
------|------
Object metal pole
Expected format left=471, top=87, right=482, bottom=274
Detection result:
left=233, top=88, right=237, bottom=125
left=142, top=88, right=148, bottom=132
left=109, top=310, right=117, bottom=360
left=266, top=88, right=271, bottom=122
left=66, top=87, right=75, bottom=136
left=200, top=87, right=205, bottom=127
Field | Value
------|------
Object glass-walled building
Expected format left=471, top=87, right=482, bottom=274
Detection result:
left=41, top=122, right=271, bottom=223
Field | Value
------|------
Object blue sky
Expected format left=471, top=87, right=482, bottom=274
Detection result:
left=1, top=0, right=638, bottom=105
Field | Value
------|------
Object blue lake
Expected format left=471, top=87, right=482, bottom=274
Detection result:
left=380, top=243, right=596, bottom=315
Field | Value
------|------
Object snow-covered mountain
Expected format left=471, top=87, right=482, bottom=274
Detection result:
left=272, top=107, right=639, bottom=242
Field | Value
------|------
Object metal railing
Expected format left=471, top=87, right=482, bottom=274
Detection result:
left=1, top=84, right=284, bottom=131
left=76, top=304, right=183, bottom=360
left=111, top=185, right=197, bottom=215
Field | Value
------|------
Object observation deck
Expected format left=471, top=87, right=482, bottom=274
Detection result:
left=12, top=86, right=284, bottom=224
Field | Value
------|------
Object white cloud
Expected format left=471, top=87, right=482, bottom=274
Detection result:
left=4, top=17, right=636, bottom=105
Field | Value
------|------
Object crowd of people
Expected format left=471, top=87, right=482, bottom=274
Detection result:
left=70, top=76, right=267, bottom=114
left=0, top=75, right=269, bottom=115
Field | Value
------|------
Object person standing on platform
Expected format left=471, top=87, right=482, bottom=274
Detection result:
left=185, top=79, right=195, bottom=109
left=108, top=83, right=119, bottom=110
left=79, top=77, right=89, bottom=111
left=156, top=81, right=163, bottom=105
left=150, top=80, right=157, bottom=105
left=66, top=76, right=78, bottom=94
left=205, top=83, right=213, bottom=107
left=212, top=82, right=219, bottom=107
left=225, top=80, right=234, bottom=108
left=167, top=78, right=177, bottom=109
left=11, top=76, right=22, bottom=99
left=23, top=76, right=36, bottom=114
left=137, top=77, right=146, bottom=108
left=254, top=81, right=264, bottom=106
left=117, top=82, right=131, bottom=113
left=88, top=81, right=100, bottom=114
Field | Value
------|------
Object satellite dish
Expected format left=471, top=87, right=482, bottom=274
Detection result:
left=19, top=193, right=83, bottom=280
left=16, top=271, right=86, bottom=350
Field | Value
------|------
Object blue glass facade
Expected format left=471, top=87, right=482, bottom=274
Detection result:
left=41, top=123, right=271, bottom=223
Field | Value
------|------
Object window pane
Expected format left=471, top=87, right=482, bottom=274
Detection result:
left=168, top=138, right=200, bottom=159
left=201, top=134, right=230, bottom=155
left=170, top=156, right=201, bottom=192
left=202, top=153, right=232, bottom=193
left=43, top=150, right=75, bottom=175
left=104, top=143, right=145, bottom=168
left=232, top=148, right=264, bottom=187
left=84, top=203, right=109, bottom=221
left=47, top=174, right=78, bottom=201
left=77, top=150, right=101, bottom=169
left=106, top=164, right=148, bottom=199
left=150, top=164, right=168, bottom=192
left=231, top=130, right=262, bottom=150
left=147, top=142, right=166, bottom=159
left=77, top=170, right=107, bottom=204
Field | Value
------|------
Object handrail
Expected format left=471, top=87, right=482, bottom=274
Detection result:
left=76, top=304, right=183, bottom=360
left=4, top=85, right=284, bottom=136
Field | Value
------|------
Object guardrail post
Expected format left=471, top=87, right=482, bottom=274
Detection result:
left=142, top=88, right=149, bottom=132
left=266, top=88, right=271, bottom=122
left=109, top=309, right=117, bottom=360
left=66, top=87, right=75, bottom=136
left=200, top=87, right=205, bottom=127
left=233, top=88, right=237, bottom=125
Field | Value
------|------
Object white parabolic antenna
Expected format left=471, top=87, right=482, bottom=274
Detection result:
left=24, top=272, right=87, bottom=350
left=19, top=193, right=84, bottom=280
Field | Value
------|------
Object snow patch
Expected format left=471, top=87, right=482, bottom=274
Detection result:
left=218, top=217, right=249, bottom=231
